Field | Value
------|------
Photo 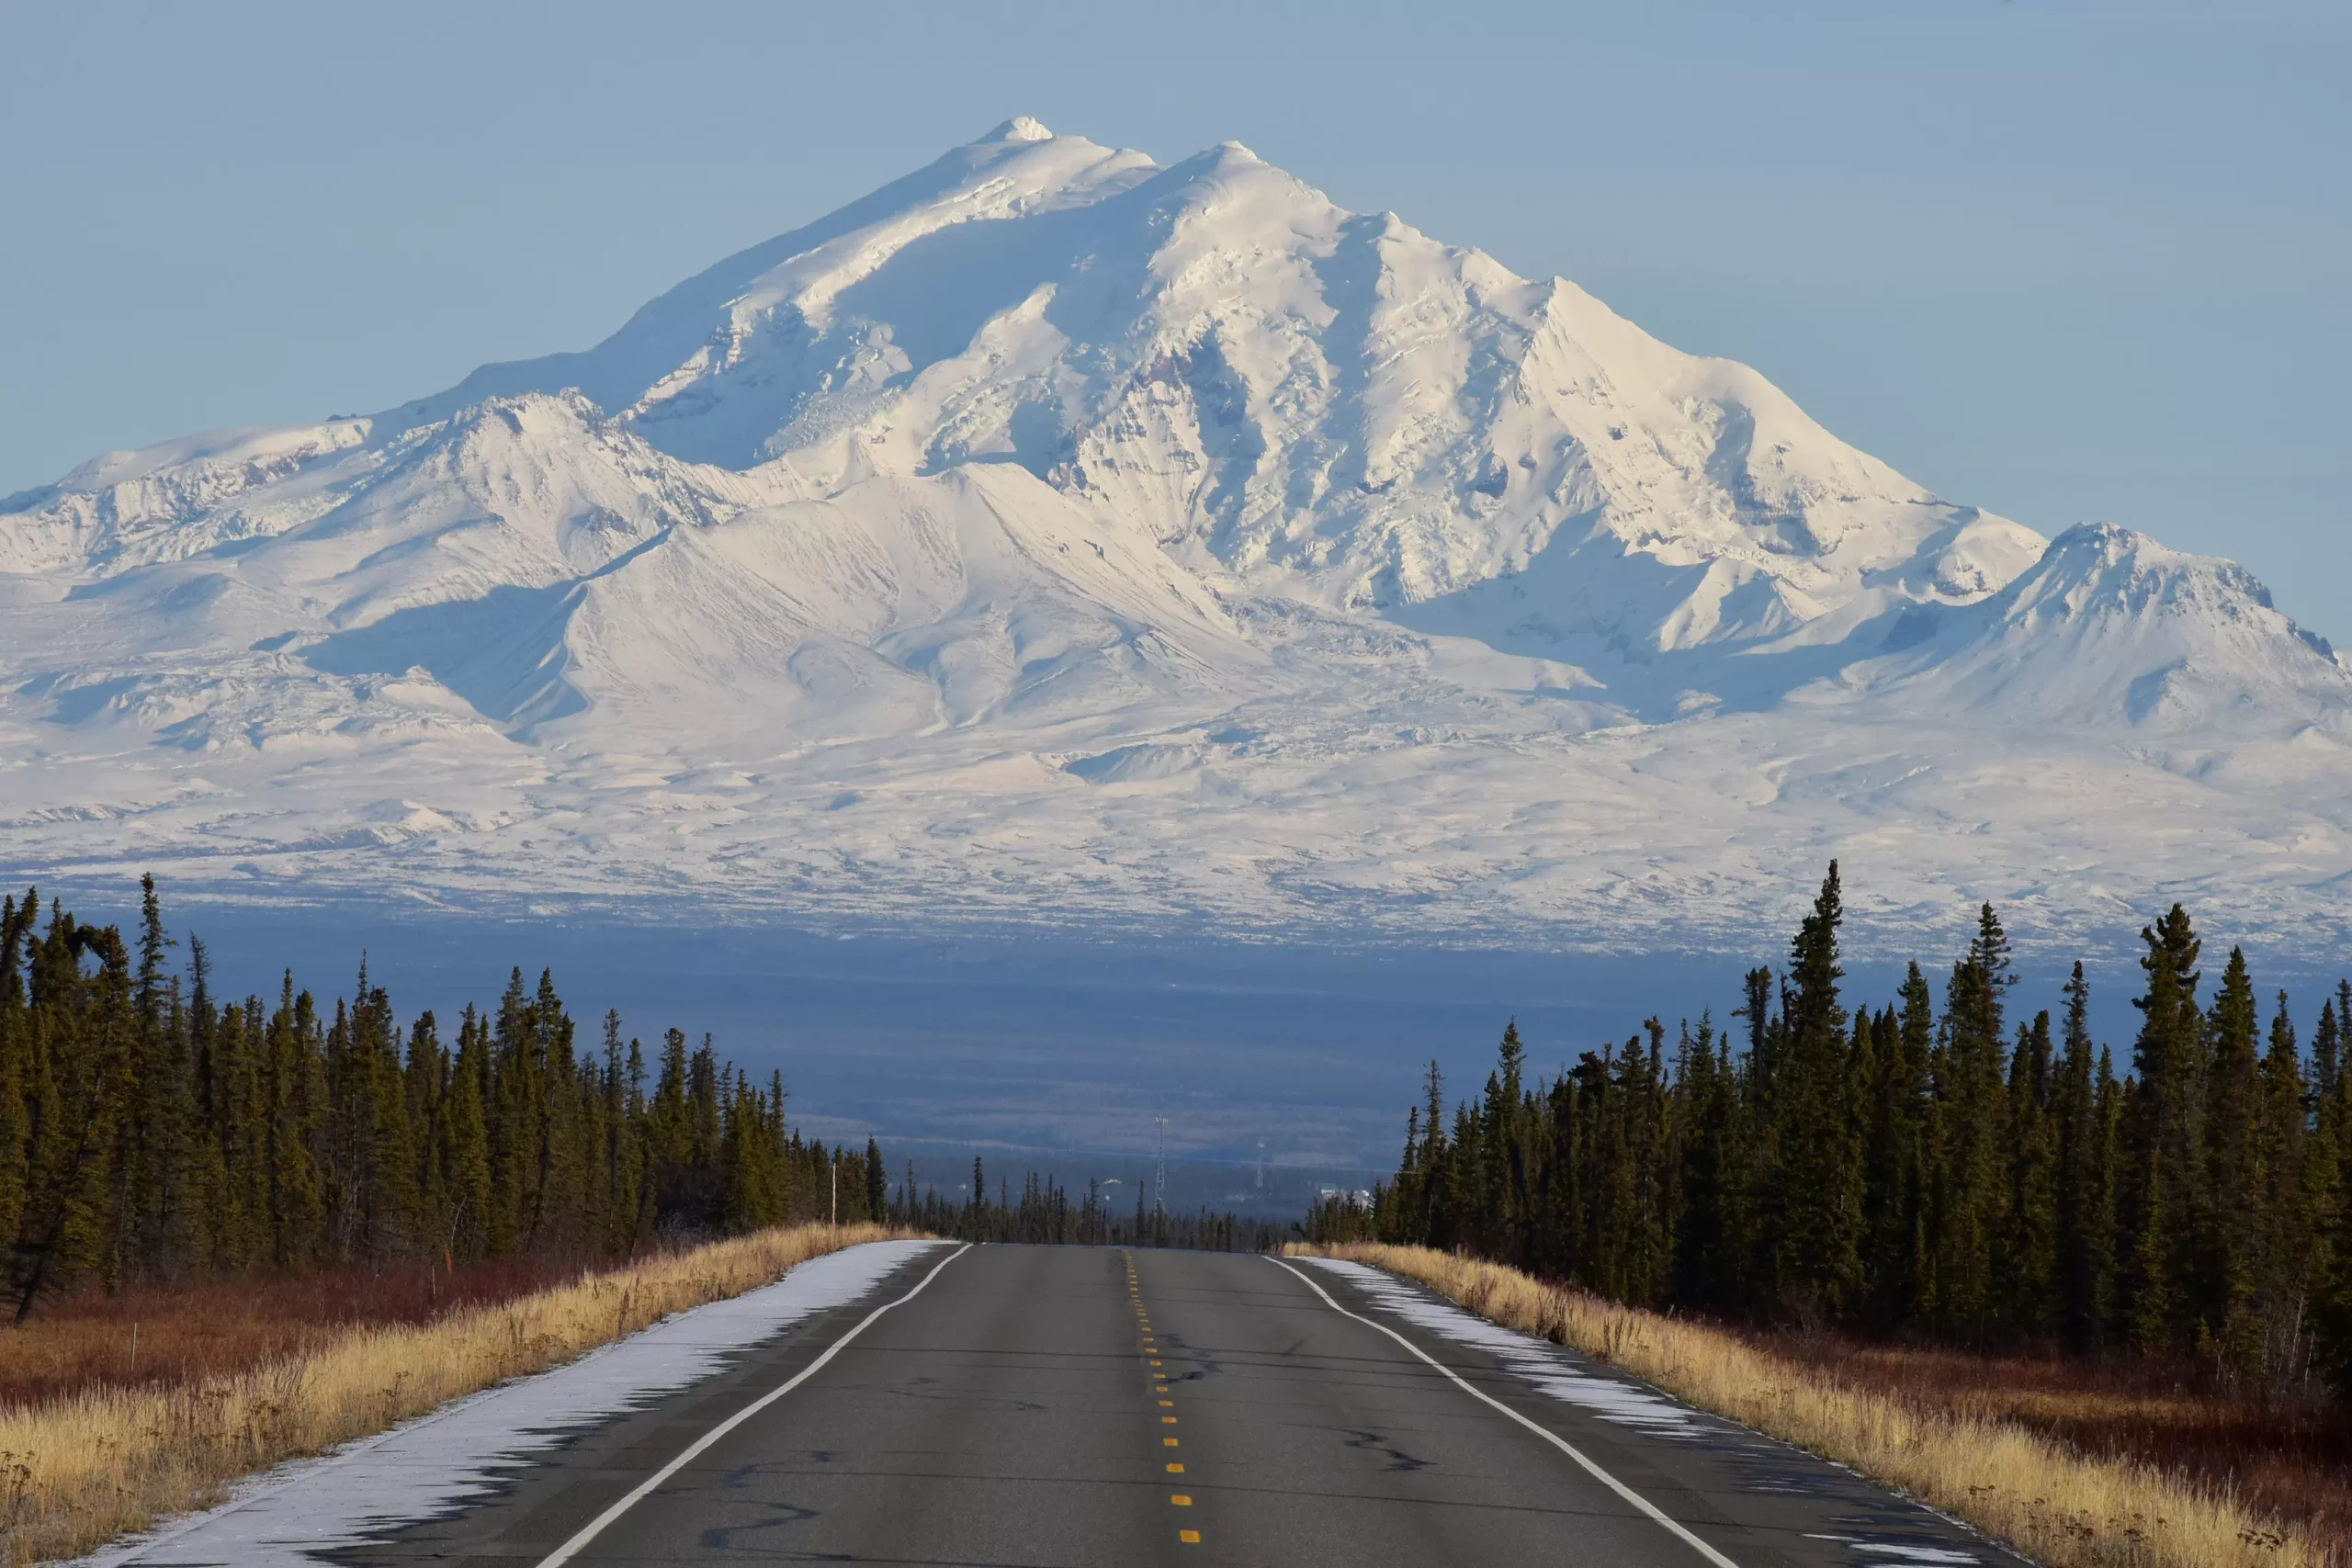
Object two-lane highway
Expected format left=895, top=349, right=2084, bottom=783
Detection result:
left=350, top=1244, right=2014, bottom=1567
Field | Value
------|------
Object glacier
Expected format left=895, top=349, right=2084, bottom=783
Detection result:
left=4, top=117, right=2347, bottom=960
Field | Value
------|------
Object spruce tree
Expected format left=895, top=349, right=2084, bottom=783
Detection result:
left=2256, top=990, right=2311, bottom=1382
left=183, top=934, right=231, bottom=1271
left=125, top=874, right=194, bottom=1281
left=598, top=1012, right=641, bottom=1255
left=264, top=976, right=327, bottom=1269
left=486, top=968, right=536, bottom=1256
left=1484, top=1020, right=1531, bottom=1267
left=2310, top=998, right=2351, bottom=1381
left=404, top=1010, right=447, bottom=1259
left=1758, top=863, right=1862, bottom=1318
left=2052, top=964, right=2113, bottom=1351
left=0, top=894, right=33, bottom=1265
left=438, top=1007, right=493, bottom=1261
left=1412, top=1060, right=1448, bottom=1247
left=1930, top=904, right=2014, bottom=1339
left=1893, top=964, right=1939, bottom=1324
left=2000, top=1010, right=2058, bottom=1337
left=1671, top=1013, right=1741, bottom=1309
left=2202, top=947, right=2266, bottom=1377
left=2316, top=999, right=2344, bottom=1106
left=689, top=1035, right=722, bottom=1169
left=12, top=909, right=134, bottom=1317
left=219, top=998, right=271, bottom=1271
left=2115, top=905, right=2203, bottom=1353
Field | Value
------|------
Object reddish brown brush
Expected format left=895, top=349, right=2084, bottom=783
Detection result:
left=1751, top=1330, right=2352, bottom=1562
left=0, top=1257, right=592, bottom=1410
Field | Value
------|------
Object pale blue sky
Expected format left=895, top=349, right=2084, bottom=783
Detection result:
left=5, top=1, right=2346, bottom=628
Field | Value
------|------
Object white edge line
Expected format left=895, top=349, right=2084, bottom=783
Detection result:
left=533, top=1241, right=972, bottom=1568
left=1266, top=1257, right=1742, bottom=1568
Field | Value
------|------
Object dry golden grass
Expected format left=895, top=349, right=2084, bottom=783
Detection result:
left=1294, top=1242, right=2315, bottom=1568
left=0, top=1256, right=605, bottom=1410
left=1760, top=1335, right=2352, bottom=1555
left=0, top=1224, right=918, bottom=1566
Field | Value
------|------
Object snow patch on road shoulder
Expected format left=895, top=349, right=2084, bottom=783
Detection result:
left=74, top=1239, right=948, bottom=1568
left=1306, top=1257, right=1713, bottom=1438
left=1306, top=1258, right=1995, bottom=1563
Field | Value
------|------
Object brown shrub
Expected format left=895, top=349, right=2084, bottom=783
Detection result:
left=0, top=1256, right=592, bottom=1411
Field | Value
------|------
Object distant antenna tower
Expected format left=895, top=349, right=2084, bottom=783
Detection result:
left=1154, top=1115, right=1169, bottom=1214
left=1256, top=1140, right=1266, bottom=1191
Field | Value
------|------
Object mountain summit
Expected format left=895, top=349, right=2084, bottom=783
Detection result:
left=3, top=124, right=2345, bottom=949
left=382, top=120, right=2042, bottom=660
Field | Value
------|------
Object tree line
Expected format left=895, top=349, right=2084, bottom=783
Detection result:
left=888, top=1159, right=1283, bottom=1251
left=0, top=880, right=890, bottom=1320
left=1356, top=863, right=2352, bottom=1393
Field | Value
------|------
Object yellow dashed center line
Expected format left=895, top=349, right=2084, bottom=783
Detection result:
left=1128, top=1254, right=1202, bottom=1550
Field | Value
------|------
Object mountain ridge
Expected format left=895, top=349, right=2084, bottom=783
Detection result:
left=3, top=119, right=2346, bottom=953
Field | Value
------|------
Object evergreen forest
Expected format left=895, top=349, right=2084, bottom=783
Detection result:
left=1358, top=863, right=2352, bottom=1395
left=895, top=1159, right=1283, bottom=1252
left=0, top=880, right=893, bottom=1321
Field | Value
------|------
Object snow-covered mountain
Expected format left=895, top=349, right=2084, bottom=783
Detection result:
left=5, top=119, right=2347, bottom=954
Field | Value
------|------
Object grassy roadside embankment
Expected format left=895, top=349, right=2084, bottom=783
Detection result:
left=0, top=1222, right=917, bottom=1566
left=1293, top=1241, right=2316, bottom=1568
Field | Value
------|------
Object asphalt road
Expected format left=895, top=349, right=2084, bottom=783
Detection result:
left=351, top=1244, right=2015, bottom=1567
